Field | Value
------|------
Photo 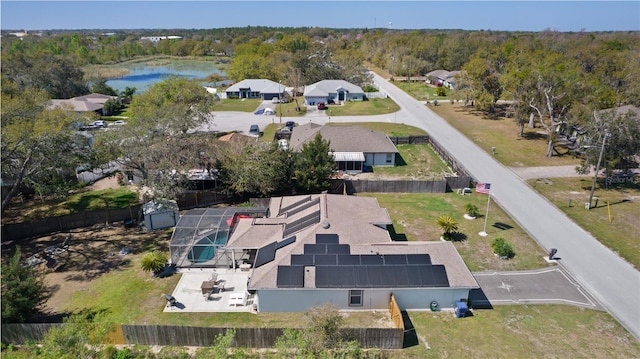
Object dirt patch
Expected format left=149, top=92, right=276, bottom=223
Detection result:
left=2, top=225, right=166, bottom=319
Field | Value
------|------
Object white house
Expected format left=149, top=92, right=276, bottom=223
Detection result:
left=220, top=194, right=478, bottom=312
left=289, top=124, right=399, bottom=173
left=225, top=79, right=285, bottom=100
left=303, top=80, right=365, bottom=106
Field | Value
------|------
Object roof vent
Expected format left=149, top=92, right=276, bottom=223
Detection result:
left=321, top=221, right=330, bottom=229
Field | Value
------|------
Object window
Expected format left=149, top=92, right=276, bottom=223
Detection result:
left=349, top=290, right=363, bottom=306
left=386, top=153, right=393, bottom=163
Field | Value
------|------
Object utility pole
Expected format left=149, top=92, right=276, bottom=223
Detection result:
left=279, top=80, right=282, bottom=124
left=587, top=129, right=609, bottom=209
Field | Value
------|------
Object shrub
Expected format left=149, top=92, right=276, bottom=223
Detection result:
left=436, top=215, right=458, bottom=241
left=464, top=203, right=480, bottom=218
left=491, top=237, right=515, bottom=259
left=435, top=86, right=447, bottom=96
left=140, top=251, right=168, bottom=274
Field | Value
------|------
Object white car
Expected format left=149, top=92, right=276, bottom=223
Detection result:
left=91, top=120, right=106, bottom=128
left=113, top=120, right=127, bottom=126
left=277, top=139, right=289, bottom=150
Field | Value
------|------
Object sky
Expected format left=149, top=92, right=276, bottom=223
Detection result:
left=1, top=1, right=639, bottom=32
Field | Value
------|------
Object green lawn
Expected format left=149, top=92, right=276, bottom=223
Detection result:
left=391, top=81, right=450, bottom=102
left=430, top=103, right=581, bottom=167
left=366, top=144, right=453, bottom=179
left=327, top=98, right=400, bottom=116
left=527, top=177, right=640, bottom=269
left=8, top=187, right=138, bottom=222
left=325, top=122, right=426, bottom=137
left=401, top=306, right=640, bottom=359
left=362, top=193, right=549, bottom=272
left=213, top=98, right=262, bottom=112
left=276, top=98, right=308, bottom=118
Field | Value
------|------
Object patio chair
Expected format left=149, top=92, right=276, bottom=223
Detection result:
left=163, top=294, right=178, bottom=308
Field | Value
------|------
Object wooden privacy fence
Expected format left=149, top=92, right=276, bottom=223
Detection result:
left=341, top=179, right=447, bottom=194
left=389, top=135, right=430, bottom=145
left=176, top=190, right=230, bottom=210
left=389, top=294, right=405, bottom=333
left=1, top=204, right=141, bottom=242
left=2, top=323, right=403, bottom=349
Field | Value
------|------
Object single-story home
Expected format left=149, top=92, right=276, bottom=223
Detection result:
left=425, top=70, right=460, bottom=89
left=289, top=124, right=399, bottom=173
left=303, top=80, right=364, bottom=106
left=215, top=194, right=479, bottom=312
left=47, top=93, right=118, bottom=116
left=225, top=79, right=285, bottom=100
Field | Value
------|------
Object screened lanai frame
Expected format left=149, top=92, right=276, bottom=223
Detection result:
left=169, top=207, right=240, bottom=268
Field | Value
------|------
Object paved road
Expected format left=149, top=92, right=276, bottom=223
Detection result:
left=369, top=73, right=640, bottom=340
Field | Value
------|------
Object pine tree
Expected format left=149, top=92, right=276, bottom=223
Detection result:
left=1, top=247, right=48, bottom=322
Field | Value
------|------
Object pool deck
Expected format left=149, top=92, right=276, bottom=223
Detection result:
left=163, top=268, right=255, bottom=313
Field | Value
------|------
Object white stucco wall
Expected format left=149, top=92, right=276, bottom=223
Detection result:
left=367, top=153, right=396, bottom=167
left=256, top=288, right=471, bottom=312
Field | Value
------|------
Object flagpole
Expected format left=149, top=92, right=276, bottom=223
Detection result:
left=479, top=187, right=491, bottom=237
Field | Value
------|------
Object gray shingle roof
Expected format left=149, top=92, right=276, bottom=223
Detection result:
left=225, top=79, right=284, bottom=93
left=290, top=124, right=398, bottom=154
left=303, top=80, right=364, bottom=97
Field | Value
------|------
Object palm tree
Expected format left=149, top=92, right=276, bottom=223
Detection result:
left=464, top=203, right=480, bottom=218
left=141, top=251, right=168, bottom=274
left=436, top=215, right=459, bottom=241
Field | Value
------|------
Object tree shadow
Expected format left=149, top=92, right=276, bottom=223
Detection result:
left=521, top=132, right=547, bottom=140
left=449, top=232, right=468, bottom=242
left=387, top=224, right=407, bottom=241
left=401, top=310, right=419, bottom=348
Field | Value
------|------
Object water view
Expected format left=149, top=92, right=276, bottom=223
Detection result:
left=105, top=60, right=227, bottom=94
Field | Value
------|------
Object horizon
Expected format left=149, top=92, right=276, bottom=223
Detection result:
left=2, top=1, right=639, bottom=33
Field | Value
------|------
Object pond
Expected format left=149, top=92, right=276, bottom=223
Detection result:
left=105, top=60, right=227, bottom=94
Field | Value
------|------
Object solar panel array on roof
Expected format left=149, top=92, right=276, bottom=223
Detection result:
left=315, top=264, right=449, bottom=288
left=277, top=236, right=296, bottom=249
left=315, top=234, right=339, bottom=244
left=254, top=241, right=277, bottom=268
left=277, top=232, right=444, bottom=289
left=276, top=265, right=305, bottom=288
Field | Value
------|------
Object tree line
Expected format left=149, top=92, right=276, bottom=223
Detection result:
left=2, top=27, right=639, bottom=212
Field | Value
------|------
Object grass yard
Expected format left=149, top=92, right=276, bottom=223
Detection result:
left=430, top=103, right=581, bottom=168
left=213, top=98, right=262, bottom=112
left=391, top=81, right=450, bottom=102
left=528, top=177, right=640, bottom=269
left=327, top=98, right=399, bottom=116
left=3, top=187, right=138, bottom=223
left=276, top=98, right=307, bottom=118
left=362, top=193, right=549, bottom=272
left=325, top=122, right=426, bottom=137
left=365, top=144, right=453, bottom=179
left=402, top=305, right=640, bottom=359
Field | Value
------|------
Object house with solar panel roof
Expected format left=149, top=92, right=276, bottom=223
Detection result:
left=171, top=193, right=478, bottom=312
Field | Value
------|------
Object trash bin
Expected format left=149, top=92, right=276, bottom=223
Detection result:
left=455, top=301, right=469, bottom=318
left=430, top=301, right=439, bottom=311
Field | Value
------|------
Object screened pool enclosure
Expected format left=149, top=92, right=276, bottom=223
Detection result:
left=169, top=207, right=266, bottom=268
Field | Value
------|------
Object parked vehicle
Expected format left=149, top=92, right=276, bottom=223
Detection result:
left=91, top=120, right=107, bottom=128
left=113, top=120, right=127, bottom=126
left=277, top=139, right=289, bottom=150
left=248, top=124, right=260, bottom=137
left=285, top=121, right=295, bottom=131
left=317, top=102, right=326, bottom=110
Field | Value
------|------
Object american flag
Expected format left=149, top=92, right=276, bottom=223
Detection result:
left=475, top=183, right=491, bottom=194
